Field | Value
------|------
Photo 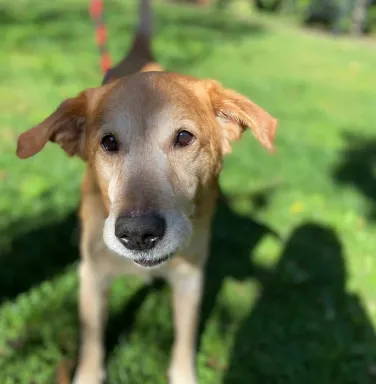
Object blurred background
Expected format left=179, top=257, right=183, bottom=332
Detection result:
left=1, top=0, right=376, bottom=383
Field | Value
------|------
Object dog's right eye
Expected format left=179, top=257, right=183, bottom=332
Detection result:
left=101, top=134, right=119, bottom=152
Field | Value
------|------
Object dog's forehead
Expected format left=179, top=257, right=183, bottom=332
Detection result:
left=102, top=73, right=208, bottom=129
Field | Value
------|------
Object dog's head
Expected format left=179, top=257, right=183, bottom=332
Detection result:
left=17, top=72, right=277, bottom=267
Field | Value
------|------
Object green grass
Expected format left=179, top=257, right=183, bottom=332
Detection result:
left=1, top=0, right=376, bottom=383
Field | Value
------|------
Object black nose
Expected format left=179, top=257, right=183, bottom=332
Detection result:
left=115, top=214, right=166, bottom=251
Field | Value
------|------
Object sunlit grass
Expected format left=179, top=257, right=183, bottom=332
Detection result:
left=1, top=0, right=376, bottom=383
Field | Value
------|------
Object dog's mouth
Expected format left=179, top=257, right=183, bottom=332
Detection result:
left=133, top=254, right=171, bottom=268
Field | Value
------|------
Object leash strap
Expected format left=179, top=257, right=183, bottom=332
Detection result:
left=89, top=0, right=112, bottom=76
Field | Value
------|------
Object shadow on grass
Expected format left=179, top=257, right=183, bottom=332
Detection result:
left=105, top=279, right=166, bottom=359
left=0, top=4, right=85, bottom=25
left=0, top=2, right=264, bottom=37
left=1, top=190, right=376, bottom=382
left=157, top=11, right=265, bottom=71
left=0, top=2, right=266, bottom=73
left=199, top=192, right=279, bottom=344
left=333, top=133, right=376, bottom=221
left=0, top=4, right=92, bottom=47
left=223, top=222, right=376, bottom=383
left=0, top=211, right=79, bottom=302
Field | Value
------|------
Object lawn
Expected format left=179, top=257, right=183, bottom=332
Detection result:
left=1, top=0, right=376, bottom=383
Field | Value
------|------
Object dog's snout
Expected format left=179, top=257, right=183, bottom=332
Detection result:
left=115, top=214, right=166, bottom=251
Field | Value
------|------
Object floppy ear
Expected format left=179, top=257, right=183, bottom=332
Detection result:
left=206, top=80, right=278, bottom=154
left=16, top=89, right=96, bottom=160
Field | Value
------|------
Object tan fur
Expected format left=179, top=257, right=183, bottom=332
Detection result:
left=18, top=2, right=277, bottom=384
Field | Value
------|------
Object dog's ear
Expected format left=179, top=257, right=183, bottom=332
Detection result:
left=205, top=80, right=278, bottom=154
left=16, top=88, right=99, bottom=160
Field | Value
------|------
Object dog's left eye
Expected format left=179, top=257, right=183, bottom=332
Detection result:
left=101, top=134, right=119, bottom=152
left=175, top=130, right=195, bottom=147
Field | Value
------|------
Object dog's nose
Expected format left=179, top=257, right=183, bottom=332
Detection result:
left=115, top=214, right=166, bottom=251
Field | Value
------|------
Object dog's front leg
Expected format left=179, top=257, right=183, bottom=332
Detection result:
left=168, top=260, right=204, bottom=384
left=73, top=259, right=110, bottom=384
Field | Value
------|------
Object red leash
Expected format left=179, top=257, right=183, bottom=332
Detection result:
left=89, top=0, right=112, bottom=76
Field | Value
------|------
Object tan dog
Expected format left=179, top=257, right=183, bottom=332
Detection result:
left=16, top=1, right=277, bottom=383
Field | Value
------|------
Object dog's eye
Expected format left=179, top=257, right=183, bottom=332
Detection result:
left=175, top=130, right=195, bottom=147
left=101, top=134, right=119, bottom=152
